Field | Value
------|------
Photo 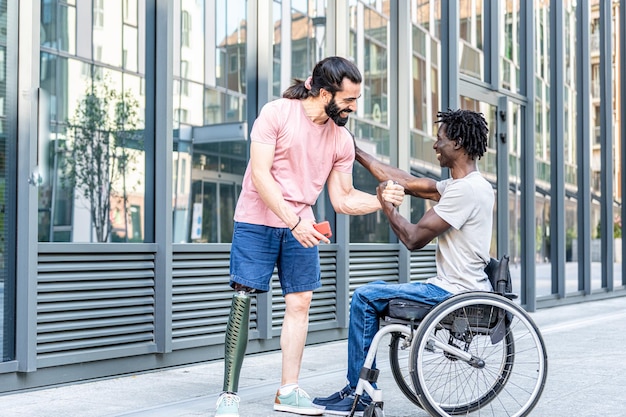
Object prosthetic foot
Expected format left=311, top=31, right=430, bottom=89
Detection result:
left=223, top=291, right=251, bottom=393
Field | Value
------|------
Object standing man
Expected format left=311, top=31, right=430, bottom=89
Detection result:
left=214, top=56, right=404, bottom=417
left=313, top=109, right=495, bottom=415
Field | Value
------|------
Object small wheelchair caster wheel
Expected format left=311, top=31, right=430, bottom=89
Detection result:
left=363, top=402, right=384, bottom=417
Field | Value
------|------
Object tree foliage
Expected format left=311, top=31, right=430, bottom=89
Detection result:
left=64, top=79, right=140, bottom=242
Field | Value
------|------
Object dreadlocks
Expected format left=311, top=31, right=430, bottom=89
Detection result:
left=435, top=109, right=489, bottom=160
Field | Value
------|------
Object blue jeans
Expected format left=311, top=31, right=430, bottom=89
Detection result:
left=346, top=281, right=452, bottom=387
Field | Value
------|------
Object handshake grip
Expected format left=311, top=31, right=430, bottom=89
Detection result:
left=313, top=221, right=332, bottom=238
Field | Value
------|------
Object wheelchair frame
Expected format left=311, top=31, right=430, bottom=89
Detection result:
left=349, top=255, right=548, bottom=417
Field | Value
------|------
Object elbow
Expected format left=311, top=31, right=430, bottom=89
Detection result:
left=402, top=235, right=429, bottom=252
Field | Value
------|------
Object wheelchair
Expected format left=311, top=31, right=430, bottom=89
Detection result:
left=350, top=255, right=548, bottom=417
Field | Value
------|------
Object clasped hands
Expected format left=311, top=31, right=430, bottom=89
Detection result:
left=377, top=180, right=405, bottom=208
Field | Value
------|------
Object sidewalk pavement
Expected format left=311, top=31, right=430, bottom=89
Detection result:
left=2, top=296, right=625, bottom=417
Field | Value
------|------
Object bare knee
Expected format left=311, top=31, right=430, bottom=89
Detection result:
left=285, top=291, right=313, bottom=315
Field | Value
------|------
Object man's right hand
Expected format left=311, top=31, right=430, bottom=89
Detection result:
left=379, top=180, right=405, bottom=207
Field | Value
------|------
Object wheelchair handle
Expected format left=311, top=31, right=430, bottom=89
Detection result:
left=496, top=254, right=510, bottom=295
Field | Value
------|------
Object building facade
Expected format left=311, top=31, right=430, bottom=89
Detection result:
left=0, top=0, right=624, bottom=392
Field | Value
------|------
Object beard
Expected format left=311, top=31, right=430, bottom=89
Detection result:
left=325, top=97, right=351, bottom=126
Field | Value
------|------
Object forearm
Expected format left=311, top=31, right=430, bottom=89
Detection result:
left=333, top=189, right=381, bottom=215
left=356, top=146, right=440, bottom=201
left=383, top=205, right=431, bottom=251
left=356, top=146, right=408, bottom=184
left=252, top=171, right=300, bottom=229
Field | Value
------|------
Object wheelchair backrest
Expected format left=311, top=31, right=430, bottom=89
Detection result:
left=484, top=255, right=513, bottom=296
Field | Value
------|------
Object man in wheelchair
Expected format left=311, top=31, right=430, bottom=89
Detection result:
left=313, top=109, right=495, bottom=415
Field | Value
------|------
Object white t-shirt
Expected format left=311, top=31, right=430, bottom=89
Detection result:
left=427, top=171, right=495, bottom=293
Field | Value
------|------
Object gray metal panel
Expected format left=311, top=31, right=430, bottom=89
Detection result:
left=521, top=0, right=537, bottom=311
left=170, top=244, right=258, bottom=349
left=550, top=0, right=566, bottom=297
left=16, top=0, right=41, bottom=373
left=576, top=0, right=592, bottom=294
left=599, top=0, right=614, bottom=289
left=497, top=96, right=510, bottom=257
left=349, top=245, right=402, bottom=293
left=409, top=245, right=437, bottom=281
left=442, top=0, right=460, bottom=110
left=36, top=247, right=158, bottom=368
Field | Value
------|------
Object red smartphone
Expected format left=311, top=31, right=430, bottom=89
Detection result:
left=313, top=221, right=332, bottom=238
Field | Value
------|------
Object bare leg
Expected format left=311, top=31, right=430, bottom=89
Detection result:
left=280, top=291, right=313, bottom=385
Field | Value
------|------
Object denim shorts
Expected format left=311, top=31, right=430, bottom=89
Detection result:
left=229, top=222, right=322, bottom=295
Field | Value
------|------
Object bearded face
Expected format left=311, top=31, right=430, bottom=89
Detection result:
left=325, top=94, right=352, bottom=126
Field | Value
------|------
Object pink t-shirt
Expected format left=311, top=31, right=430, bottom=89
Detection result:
left=234, top=98, right=355, bottom=227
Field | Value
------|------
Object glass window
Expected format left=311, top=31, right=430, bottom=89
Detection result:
left=409, top=0, right=441, bottom=179
left=500, top=0, right=521, bottom=93
left=40, top=0, right=77, bottom=54
left=459, top=0, right=484, bottom=79
left=172, top=0, right=247, bottom=243
left=93, top=0, right=122, bottom=67
left=349, top=0, right=391, bottom=243
left=215, top=0, right=246, bottom=93
left=39, top=1, right=146, bottom=243
left=1, top=0, right=16, bottom=363
left=272, top=0, right=324, bottom=98
left=408, top=1, right=442, bottom=225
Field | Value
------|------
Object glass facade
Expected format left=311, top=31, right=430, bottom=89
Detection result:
left=1, top=0, right=623, bottom=380
left=172, top=0, right=247, bottom=244
left=0, top=0, right=16, bottom=363
left=348, top=0, right=392, bottom=243
left=39, top=0, right=147, bottom=243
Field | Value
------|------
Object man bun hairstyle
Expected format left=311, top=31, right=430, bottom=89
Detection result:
left=436, top=109, right=489, bottom=160
left=283, top=56, right=362, bottom=100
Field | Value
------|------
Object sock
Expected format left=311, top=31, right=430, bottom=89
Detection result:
left=279, top=383, right=298, bottom=396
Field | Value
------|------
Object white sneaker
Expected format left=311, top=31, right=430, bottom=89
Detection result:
left=215, top=392, right=240, bottom=417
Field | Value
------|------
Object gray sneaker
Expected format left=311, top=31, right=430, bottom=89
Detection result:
left=273, top=387, right=324, bottom=415
left=215, top=392, right=240, bottom=417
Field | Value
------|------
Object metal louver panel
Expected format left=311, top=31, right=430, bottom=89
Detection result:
left=37, top=245, right=158, bottom=368
left=409, top=244, right=437, bottom=280
left=171, top=244, right=257, bottom=349
left=349, top=244, right=401, bottom=294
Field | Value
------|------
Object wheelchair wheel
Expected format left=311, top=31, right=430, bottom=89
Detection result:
left=410, top=292, right=547, bottom=417
left=389, top=332, right=421, bottom=407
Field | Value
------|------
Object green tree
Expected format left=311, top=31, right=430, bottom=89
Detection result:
left=63, top=79, right=140, bottom=242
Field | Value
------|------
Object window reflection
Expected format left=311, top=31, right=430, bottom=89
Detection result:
left=172, top=0, right=247, bottom=243
left=409, top=0, right=441, bottom=186
left=0, top=0, right=15, bottom=362
left=39, top=0, right=146, bottom=243
left=348, top=0, right=392, bottom=243
left=500, top=0, right=520, bottom=93
left=459, top=0, right=483, bottom=79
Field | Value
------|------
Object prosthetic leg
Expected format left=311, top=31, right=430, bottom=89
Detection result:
left=222, top=291, right=251, bottom=393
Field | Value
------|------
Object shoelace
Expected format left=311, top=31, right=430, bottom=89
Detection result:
left=217, top=393, right=240, bottom=407
left=292, top=387, right=311, bottom=399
